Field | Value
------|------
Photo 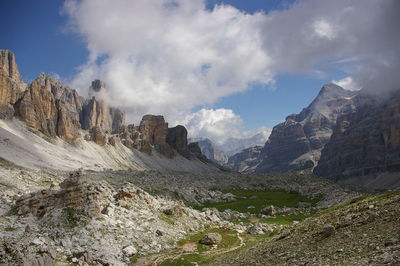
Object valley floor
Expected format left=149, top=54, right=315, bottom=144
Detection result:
left=0, top=158, right=399, bottom=265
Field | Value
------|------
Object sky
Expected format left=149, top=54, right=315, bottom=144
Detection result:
left=1, top=0, right=399, bottom=145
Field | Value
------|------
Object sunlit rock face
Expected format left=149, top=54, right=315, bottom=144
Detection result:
left=0, top=50, right=25, bottom=119
left=255, top=84, right=357, bottom=173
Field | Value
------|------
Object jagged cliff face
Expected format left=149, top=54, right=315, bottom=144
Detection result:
left=81, top=80, right=126, bottom=134
left=314, top=91, right=400, bottom=190
left=255, top=84, right=357, bottom=173
left=0, top=50, right=25, bottom=119
left=225, top=145, right=262, bottom=173
left=0, top=50, right=208, bottom=162
left=14, top=73, right=85, bottom=142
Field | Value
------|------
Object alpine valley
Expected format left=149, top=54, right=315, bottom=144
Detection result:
left=0, top=43, right=399, bottom=266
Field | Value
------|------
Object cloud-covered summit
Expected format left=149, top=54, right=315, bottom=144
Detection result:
left=63, top=0, right=400, bottom=143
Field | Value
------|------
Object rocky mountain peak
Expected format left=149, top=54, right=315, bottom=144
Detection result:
left=254, top=84, right=357, bottom=174
left=0, top=50, right=22, bottom=82
left=88, top=79, right=106, bottom=99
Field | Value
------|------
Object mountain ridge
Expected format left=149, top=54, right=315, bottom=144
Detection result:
left=0, top=50, right=217, bottom=172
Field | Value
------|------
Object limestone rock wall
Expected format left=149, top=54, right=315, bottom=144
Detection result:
left=0, top=50, right=25, bottom=119
left=255, top=84, right=356, bottom=173
left=314, top=91, right=400, bottom=183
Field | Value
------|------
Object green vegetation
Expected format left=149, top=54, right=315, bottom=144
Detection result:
left=161, top=228, right=241, bottom=266
left=4, top=227, right=17, bottom=232
left=196, top=189, right=319, bottom=214
left=259, top=212, right=314, bottom=225
left=63, top=208, right=83, bottom=227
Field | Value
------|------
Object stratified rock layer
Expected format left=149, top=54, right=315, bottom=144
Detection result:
left=0, top=50, right=25, bottom=119
left=255, top=84, right=356, bottom=173
left=314, top=91, right=400, bottom=189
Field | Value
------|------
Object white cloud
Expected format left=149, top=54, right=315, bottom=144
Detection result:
left=313, top=20, right=335, bottom=40
left=332, top=76, right=360, bottom=91
left=63, top=0, right=272, bottom=123
left=63, top=0, right=400, bottom=140
left=177, top=108, right=243, bottom=145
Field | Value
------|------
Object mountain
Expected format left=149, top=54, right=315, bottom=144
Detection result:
left=188, top=138, right=228, bottom=165
left=225, top=145, right=263, bottom=172
left=314, top=91, right=400, bottom=192
left=255, top=84, right=357, bottom=173
left=0, top=50, right=217, bottom=172
left=220, top=129, right=271, bottom=157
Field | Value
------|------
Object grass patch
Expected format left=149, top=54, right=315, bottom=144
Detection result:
left=162, top=228, right=240, bottom=266
left=195, top=189, right=319, bottom=214
left=4, top=226, right=17, bottom=232
left=259, top=212, right=314, bottom=225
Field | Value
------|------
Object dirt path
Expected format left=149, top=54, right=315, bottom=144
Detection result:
left=134, top=233, right=245, bottom=266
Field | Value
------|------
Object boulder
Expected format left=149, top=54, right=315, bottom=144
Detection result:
left=199, top=233, right=222, bottom=245
left=261, top=205, right=277, bottom=216
left=162, top=205, right=184, bottom=216
left=122, top=246, right=137, bottom=257
left=89, top=126, right=107, bottom=146
left=319, top=224, right=335, bottom=238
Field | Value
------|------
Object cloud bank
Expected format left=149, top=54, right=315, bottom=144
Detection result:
left=63, top=0, right=400, bottom=142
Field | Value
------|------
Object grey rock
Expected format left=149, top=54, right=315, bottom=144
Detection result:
left=199, top=233, right=222, bottom=245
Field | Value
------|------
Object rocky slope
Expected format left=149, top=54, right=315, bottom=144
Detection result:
left=0, top=50, right=216, bottom=172
left=255, top=84, right=357, bottom=173
left=0, top=170, right=228, bottom=265
left=211, top=190, right=400, bottom=265
left=314, top=91, right=400, bottom=192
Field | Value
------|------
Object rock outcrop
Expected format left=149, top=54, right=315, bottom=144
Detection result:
left=16, top=74, right=59, bottom=137
left=81, top=80, right=126, bottom=134
left=314, top=91, right=400, bottom=191
left=14, top=170, right=106, bottom=218
left=255, top=84, right=356, bottom=173
left=0, top=50, right=209, bottom=161
left=167, top=125, right=188, bottom=150
left=226, top=145, right=263, bottom=172
left=139, top=115, right=168, bottom=145
left=15, top=73, right=85, bottom=142
left=0, top=50, right=25, bottom=119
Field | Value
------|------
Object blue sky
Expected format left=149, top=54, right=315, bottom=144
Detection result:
left=1, top=0, right=375, bottom=141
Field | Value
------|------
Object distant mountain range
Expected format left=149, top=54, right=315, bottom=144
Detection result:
left=226, top=83, right=400, bottom=192
left=188, top=128, right=270, bottom=165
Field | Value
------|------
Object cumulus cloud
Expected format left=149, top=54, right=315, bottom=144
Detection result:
left=63, top=0, right=400, bottom=142
left=177, top=108, right=243, bottom=145
left=63, top=0, right=271, bottom=124
left=178, top=108, right=271, bottom=145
